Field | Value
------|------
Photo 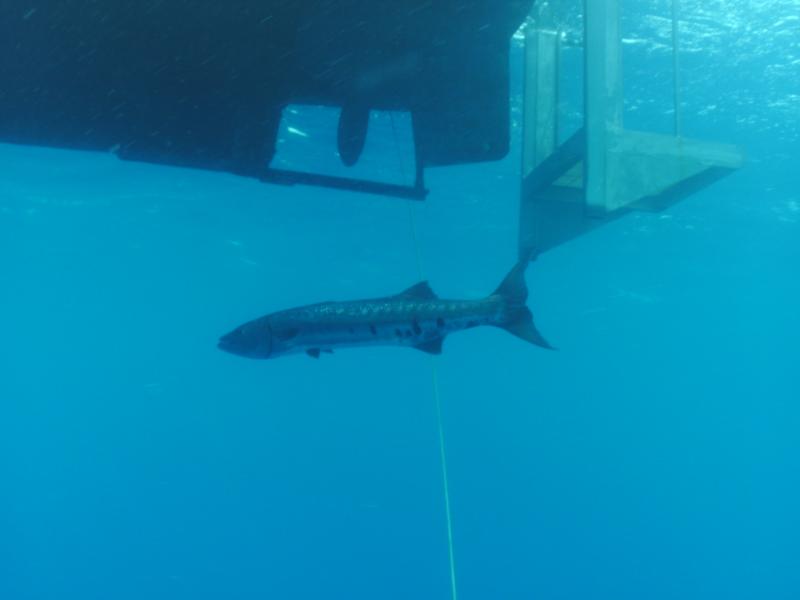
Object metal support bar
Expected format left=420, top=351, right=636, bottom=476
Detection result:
left=521, top=4, right=560, bottom=178
left=522, top=128, right=585, bottom=196
left=519, top=4, right=562, bottom=259
left=519, top=128, right=586, bottom=258
left=262, top=168, right=427, bottom=200
left=584, top=0, right=623, bottom=216
left=671, top=0, right=682, bottom=136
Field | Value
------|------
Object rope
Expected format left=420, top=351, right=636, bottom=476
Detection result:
left=392, top=112, right=458, bottom=600
left=407, top=202, right=458, bottom=600
left=431, top=347, right=459, bottom=600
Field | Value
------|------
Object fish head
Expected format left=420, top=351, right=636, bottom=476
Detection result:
left=217, top=317, right=273, bottom=359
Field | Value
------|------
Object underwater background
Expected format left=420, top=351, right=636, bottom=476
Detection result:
left=1, top=1, right=798, bottom=599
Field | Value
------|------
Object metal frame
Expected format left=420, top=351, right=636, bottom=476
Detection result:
left=263, top=110, right=428, bottom=200
left=261, top=163, right=427, bottom=201
left=519, top=0, right=744, bottom=258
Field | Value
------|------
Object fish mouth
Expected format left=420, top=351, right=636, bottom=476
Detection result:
left=217, top=339, right=248, bottom=357
left=217, top=331, right=262, bottom=358
left=217, top=334, right=239, bottom=354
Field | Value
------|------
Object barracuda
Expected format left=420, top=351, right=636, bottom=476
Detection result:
left=218, top=259, right=553, bottom=359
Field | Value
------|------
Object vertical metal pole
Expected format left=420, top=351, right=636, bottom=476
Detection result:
left=521, top=10, right=559, bottom=176
left=520, top=26, right=539, bottom=181
left=519, top=4, right=559, bottom=259
left=584, top=0, right=623, bottom=215
left=671, top=0, right=682, bottom=137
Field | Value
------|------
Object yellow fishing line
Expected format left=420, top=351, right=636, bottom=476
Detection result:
left=390, top=110, right=458, bottom=599
left=406, top=199, right=458, bottom=600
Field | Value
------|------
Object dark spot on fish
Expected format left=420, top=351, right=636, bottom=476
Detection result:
left=412, top=319, right=422, bottom=335
left=468, top=320, right=478, bottom=327
left=395, top=328, right=403, bottom=338
left=369, top=324, right=377, bottom=335
left=276, top=328, right=299, bottom=341
left=405, top=330, right=413, bottom=337
left=436, top=318, right=445, bottom=329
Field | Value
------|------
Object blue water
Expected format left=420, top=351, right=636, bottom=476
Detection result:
left=2, top=5, right=799, bottom=600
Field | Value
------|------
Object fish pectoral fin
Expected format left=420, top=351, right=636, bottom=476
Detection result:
left=413, top=337, right=444, bottom=355
left=306, top=348, right=321, bottom=358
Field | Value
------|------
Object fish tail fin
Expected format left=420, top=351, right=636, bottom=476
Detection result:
left=492, top=258, right=555, bottom=350
left=502, top=305, right=555, bottom=350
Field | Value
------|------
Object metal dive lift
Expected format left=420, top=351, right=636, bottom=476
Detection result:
left=518, top=0, right=745, bottom=258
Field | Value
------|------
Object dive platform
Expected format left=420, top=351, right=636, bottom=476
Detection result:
left=0, top=0, right=743, bottom=230
left=0, top=0, right=533, bottom=199
left=518, top=0, right=744, bottom=257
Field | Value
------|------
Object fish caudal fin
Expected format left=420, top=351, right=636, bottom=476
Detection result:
left=492, top=258, right=555, bottom=350
left=503, top=306, right=555, bottom=350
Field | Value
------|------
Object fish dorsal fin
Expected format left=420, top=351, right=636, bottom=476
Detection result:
left=396, top=281, right=437, bottom=300
left=413, top=337, right=444, bottom=355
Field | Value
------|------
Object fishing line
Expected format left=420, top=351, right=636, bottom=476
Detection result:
left=391, top=113, right=459, bottom=600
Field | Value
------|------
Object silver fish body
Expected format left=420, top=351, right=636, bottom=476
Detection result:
left=218, top=260, right=552, bottom=359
